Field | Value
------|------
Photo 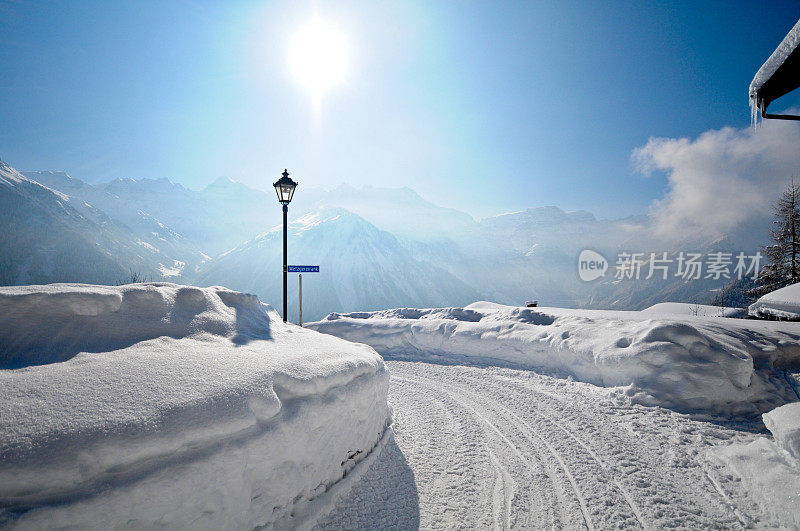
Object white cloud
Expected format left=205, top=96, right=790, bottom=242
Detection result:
left=633, top=119, right=800, bottom=242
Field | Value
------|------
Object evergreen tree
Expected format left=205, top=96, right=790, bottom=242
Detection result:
left=752, top=179, right=800, bottom=298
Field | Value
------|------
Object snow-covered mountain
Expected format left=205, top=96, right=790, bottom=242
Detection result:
left=6, top=162, right=766, bottom=313
left=30, top=172, right=281, bottom=257
left=23, top=171, right=209, bottom=275
left=193, top=207, right=481, bottom=321
left=288, top=184, right=480, bottom=242
left=473, top=206, right=759, bottom=310
left=482, top=206, right=597, bottom=234
left=98, top=175, right=278, bottom=255
left=0, top=161, right=179, bottom=284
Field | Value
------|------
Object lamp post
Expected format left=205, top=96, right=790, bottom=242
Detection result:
left=273, top=169, right=298, bottom=322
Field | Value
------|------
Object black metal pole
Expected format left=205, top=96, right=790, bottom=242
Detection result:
left=283, top=203, right=288, bottom=322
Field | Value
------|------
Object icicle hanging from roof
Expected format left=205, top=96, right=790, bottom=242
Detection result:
left=750, top=18, right=800, bottom=125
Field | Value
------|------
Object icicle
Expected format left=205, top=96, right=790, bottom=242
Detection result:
left=749, top=18, right=800, bottom=127
left=750, top=90, right=761, bottom=128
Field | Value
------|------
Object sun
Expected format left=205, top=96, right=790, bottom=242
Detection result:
left=288, top=17, right=348, bottom=102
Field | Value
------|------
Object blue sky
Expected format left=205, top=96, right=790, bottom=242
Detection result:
left=1, top=0, right=799, bottom=219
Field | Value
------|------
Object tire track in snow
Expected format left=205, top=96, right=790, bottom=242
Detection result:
left=480, top=369, right=756, bottom=529
left=390, top=375, right=514, bottom=528
left=487, top=446, right=514, bottom=530
left=479, top=374, right=649, bottom=529
left=398, top=374, right=597, bottom=530
left=394, top=375, right=564, bottom=528
left=394, top=376, right=527, bottom=528
left=396, top=375, right=578, bottom=529
left=324, top=361, right=762, bottom=529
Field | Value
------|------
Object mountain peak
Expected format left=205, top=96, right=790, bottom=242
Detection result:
left=102, top=177, right=186, bottom=194
left=202, top=176, right=257, bottom=195
left=141, top=177, right=180, bottom=187
left=483, top=205, right=597, bottom=226
left=0, top=159, right=26, bottom=187
left=286, top=206, right=366, bottom=235
left=21, top=170, right=80, bottom=189
left=208, top=176, right=238, bottom=187
left=108, top=177, right=136, bottom=185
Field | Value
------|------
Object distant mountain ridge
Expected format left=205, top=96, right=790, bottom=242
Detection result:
left=195, top=207, right=481, bottom=320
left=24, top=171, right=208, bottom=269
left=2, top=162, right=183, bottom=285
left=25, top=170, right=280, bottom=256
left=5, top=159, right=764, bottom=317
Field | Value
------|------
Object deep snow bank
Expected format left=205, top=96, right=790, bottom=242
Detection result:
left=308, top=302, right=800, bottom=417
left=749, top=282, right=800, bottom=320
left=0, top=283, right=390, bottom=529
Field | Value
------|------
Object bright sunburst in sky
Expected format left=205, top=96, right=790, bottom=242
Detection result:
left=2, top=1, right=800, bottom=219
left=288, top=16, right=348, bottom=108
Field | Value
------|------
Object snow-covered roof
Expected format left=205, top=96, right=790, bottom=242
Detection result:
left=748, top=281, right=800, bottom=320
left=750, top=18, right=800, bottom=122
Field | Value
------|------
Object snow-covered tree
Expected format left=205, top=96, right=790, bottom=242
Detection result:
left=752, top=180, right=800, bottom=298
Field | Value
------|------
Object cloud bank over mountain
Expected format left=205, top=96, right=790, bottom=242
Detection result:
left=634, top=119, right=800, bottom=243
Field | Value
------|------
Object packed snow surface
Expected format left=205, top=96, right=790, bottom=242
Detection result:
left=317, top=361, right=787, bottom=528
left=748, top=281, right=800, bottom=320
left=309, top=302, right=800, bottom=417
left=0, top=283, right=390, bottom=529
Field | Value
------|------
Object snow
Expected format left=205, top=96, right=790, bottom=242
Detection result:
left=712, top=401, right=800, bottom=527
left=750, top=17, right=800, bottom=123
left=196, top=207, right=480, bottom=321
left=0, top=160, right=26, bottom=187
left=749, top=281, right=800, bottom=319
left=13, top=163, right=759, bottom=318
left=0, top=162, right=68, bottom=202
left=319, top=361, right=780, bottom=528
left=136, top=239, right=159, bottom=252
left=0, top=283, right=390, bottom=528
left=308, top=302, right=800, bottom=417
left=157, top=259, right=185, bottom=278
left=763, top=401, right=800, bottom=459
left=642, top=302, right=746, bottom=318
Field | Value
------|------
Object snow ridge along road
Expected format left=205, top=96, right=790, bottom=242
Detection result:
left=0, top=284, right=391, bottom=529
left=317, top=361, right=773, bottom=529
left=309, top=303, right=800, bottom=417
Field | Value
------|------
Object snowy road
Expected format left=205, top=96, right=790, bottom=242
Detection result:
left=316, top=360, right=773, bottom=529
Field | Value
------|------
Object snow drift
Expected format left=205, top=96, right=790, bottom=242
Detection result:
left=0, top=283, right=390, bottom=529
left=713, top=402, right=800, bottom=526
left=309, top=302, right=800, bottom=417
left=763, top=401, right=800, bottom=459
left=748, top=281, right=800, bottom=320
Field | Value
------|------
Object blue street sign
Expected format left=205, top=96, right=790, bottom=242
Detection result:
left=288, top=265, right=319, bottom=273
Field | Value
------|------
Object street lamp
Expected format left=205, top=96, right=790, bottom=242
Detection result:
left=273, top=169, right=298, bottom=322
